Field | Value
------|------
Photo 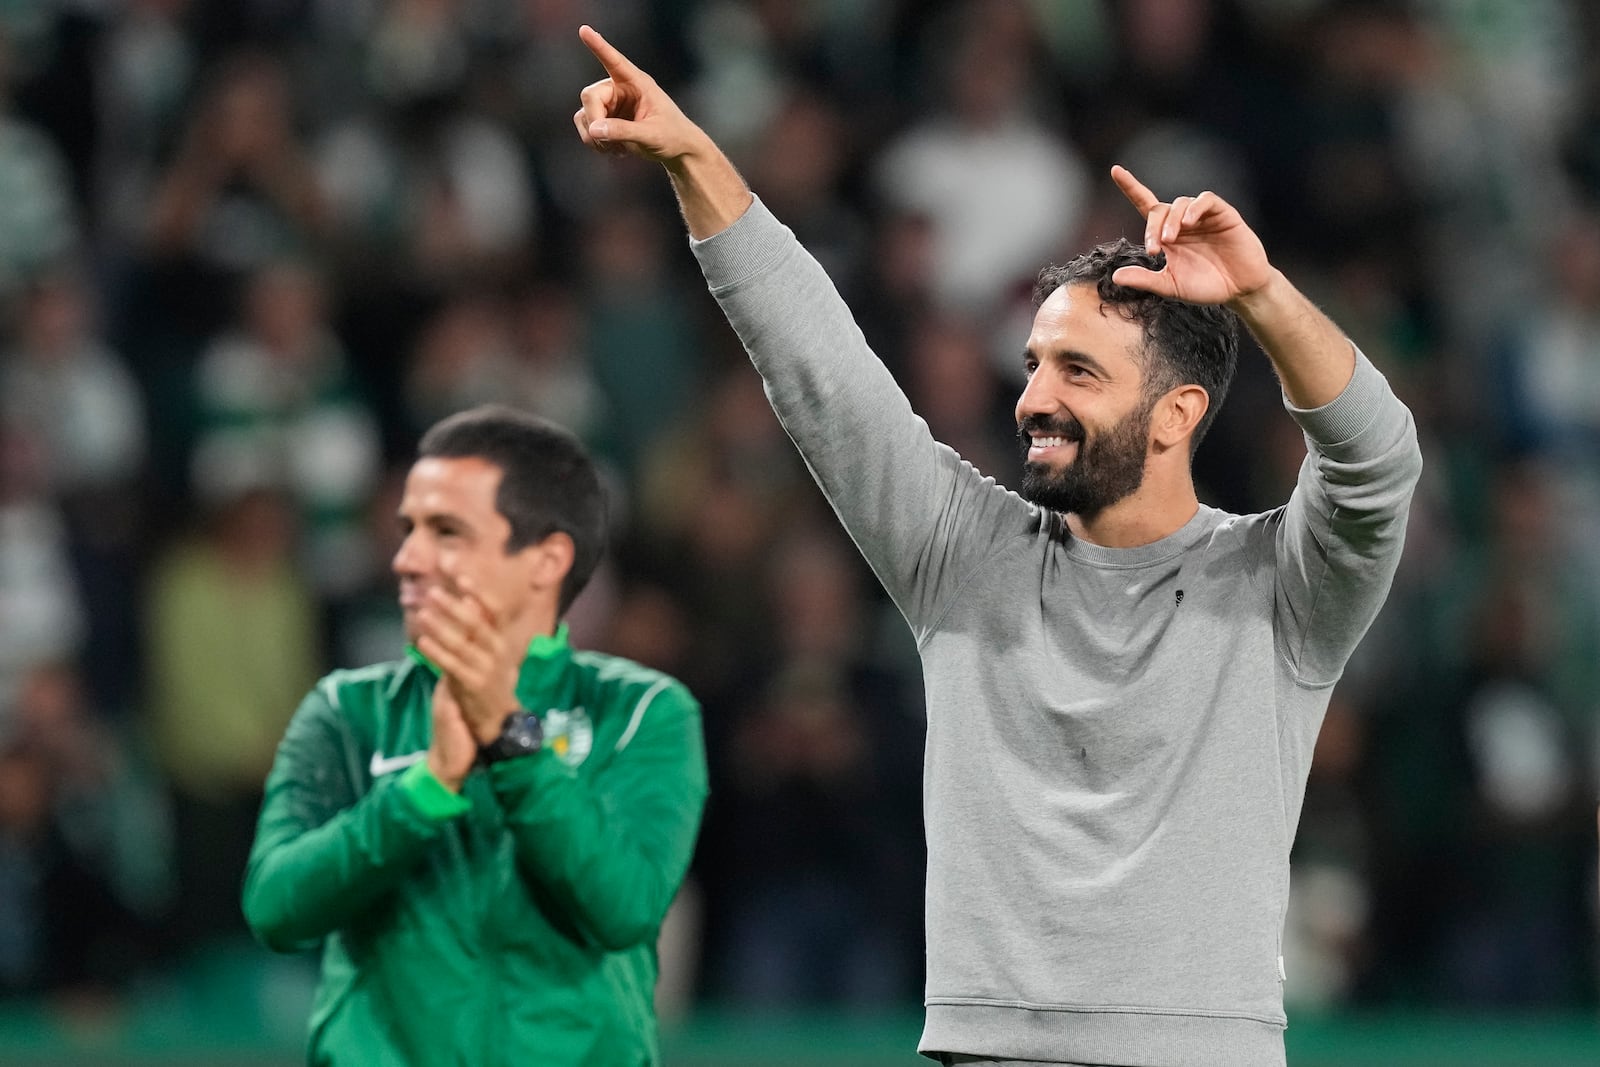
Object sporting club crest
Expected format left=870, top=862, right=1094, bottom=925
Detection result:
left=542, top=707, right=593, bottom=767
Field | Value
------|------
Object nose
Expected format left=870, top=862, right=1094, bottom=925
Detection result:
left=392, top=529, right=427, bottom=577
left=1015, top=368, right=1059, bottom=426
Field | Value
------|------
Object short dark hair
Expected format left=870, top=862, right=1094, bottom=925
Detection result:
left=1033, top=238, right=1239, bottom=450
left=418, top=406, right=606, bottom=615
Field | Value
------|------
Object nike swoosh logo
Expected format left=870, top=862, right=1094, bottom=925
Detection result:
left=370, top=750, right=426, bottom=777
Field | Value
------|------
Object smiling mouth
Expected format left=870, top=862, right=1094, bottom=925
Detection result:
left=1027, top=435, right=1080, bottom=460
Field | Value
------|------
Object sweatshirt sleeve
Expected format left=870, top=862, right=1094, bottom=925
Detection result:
left=488, top=682, right=708, bottom=952
left=1273, top=347, right=1424, bottom=686
left=691, top=197, right=1034, bottom=638
left=242, top=682, right=469, bottom=952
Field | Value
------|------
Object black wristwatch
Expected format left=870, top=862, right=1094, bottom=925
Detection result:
left=478, top=711, right=544, bottom=765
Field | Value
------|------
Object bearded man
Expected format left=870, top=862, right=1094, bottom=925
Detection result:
left=574, top=25, right=1420, bottom=1067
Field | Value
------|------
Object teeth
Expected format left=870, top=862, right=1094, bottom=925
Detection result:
left=1032, top=436, right=1066, bottom=448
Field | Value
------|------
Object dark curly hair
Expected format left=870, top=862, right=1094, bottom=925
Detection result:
left=1033, top=238, right=1240, bottom=450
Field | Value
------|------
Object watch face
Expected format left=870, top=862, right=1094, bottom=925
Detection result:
left=512, top=713, right=542, bottom=748
left=482, top=712, right=542, bottom=764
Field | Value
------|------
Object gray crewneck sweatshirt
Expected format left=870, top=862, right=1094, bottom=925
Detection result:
left=692, top=198, right=1422, bottom=1067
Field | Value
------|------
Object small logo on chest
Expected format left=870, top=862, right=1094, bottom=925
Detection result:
left=543, top=707, right=593, bottom=767
left=369, top=749, right=426, bottom=777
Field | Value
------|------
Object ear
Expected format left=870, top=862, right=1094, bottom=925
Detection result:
left=518, top=531, right=576, bottom=602
left=1150, top=384, right=1210, bottom=454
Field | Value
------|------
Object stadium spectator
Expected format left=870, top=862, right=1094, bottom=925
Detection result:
left=145, top=486, right=321, bottom=953
left=400, top=290, right=519, bottom=437
left=0, top=29, right=80, bottom=299
left=142, top=52, right=329, bottom=340
left=0, top=662, right=171, bottom=997
left=189, top=258, right=382, bottom=595
left=93, top=0, right=198, bottom=254
left=873, top=0, right=1089, bottom=318
left=0, top=267, right=148, bottom=708
left=579, top=202, right=702, bottom=478
left=900, top=311, right=1025, bottom=482
left=1, top=268, right=146, bottom=503
left=0, top=428, right=84, bottom=713
left=708, top=526, right=922, bottom=1009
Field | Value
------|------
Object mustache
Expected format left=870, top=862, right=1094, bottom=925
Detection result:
left=1017, top=413, right=1087, bottom=449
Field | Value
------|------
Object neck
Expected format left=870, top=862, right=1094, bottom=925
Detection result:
left=1065, top=468, right=1199, bottom=548
left=506, top=606, right=563, bottom=658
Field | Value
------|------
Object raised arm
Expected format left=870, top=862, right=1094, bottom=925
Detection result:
left=1106, top=167, right=1421, bottom=682
left=571, top=27, right=1033, bottom=634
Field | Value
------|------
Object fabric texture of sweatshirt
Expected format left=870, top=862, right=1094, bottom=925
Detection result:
left=691, top=198, right=1422, bottom=1067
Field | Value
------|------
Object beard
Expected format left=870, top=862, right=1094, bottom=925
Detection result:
left=1017, top=402, right=1153, bottom=518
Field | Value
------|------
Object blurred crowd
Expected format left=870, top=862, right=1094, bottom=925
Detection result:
left=0, top=0, right=1598, bottom=1023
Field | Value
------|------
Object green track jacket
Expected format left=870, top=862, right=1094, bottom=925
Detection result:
left=243, top=628, right=708, bottom=1066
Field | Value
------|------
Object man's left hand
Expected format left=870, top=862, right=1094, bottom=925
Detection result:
left=1108, top=165, right=1275, bottom=309
left=414, top=576, right=520, bottom=744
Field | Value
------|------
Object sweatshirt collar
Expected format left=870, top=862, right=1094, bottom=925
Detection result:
left=1060, top=505, right=1220, bottom=569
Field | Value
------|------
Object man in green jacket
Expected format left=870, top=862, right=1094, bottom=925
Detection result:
left=244, top=405, right=708, bottom=1066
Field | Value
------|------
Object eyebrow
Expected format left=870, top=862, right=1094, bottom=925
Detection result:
left=1024, top=346, right=1113, bottom=378
left=398, top=509, right=473, bottom=533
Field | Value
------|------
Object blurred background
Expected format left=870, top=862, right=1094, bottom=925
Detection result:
left=0, top=0, right=1598, bottom=1063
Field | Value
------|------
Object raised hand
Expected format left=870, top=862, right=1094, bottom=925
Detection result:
left=425, top=676, right=478, bottom=792
left=1110, top=165, right=1355, bottom=406
left=413, top=574, right=520, bottom=746
left=573, top=25, right=751, bottom=237
left=1108, top=165, right=1275, bottom=308
left=573, top=25, right=704, bottom=164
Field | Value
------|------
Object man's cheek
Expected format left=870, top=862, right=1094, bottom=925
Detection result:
left=435, top=556, right=465, bottom=594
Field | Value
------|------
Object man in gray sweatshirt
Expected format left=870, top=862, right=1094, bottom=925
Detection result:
left=574, top=26, right=1422, bottom=1067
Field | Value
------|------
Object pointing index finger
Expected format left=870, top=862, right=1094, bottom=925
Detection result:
left=1110, top=164, right=1161, bottom=217
left=579, top=24, right=643, bottom=82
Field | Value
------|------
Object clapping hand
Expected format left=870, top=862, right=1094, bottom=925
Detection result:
left=414, top=575, right=520, bottom=746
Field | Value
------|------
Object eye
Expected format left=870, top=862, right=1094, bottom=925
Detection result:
left=1066, top=363, right=1092, bottom=380
left=1023, top=356, right=1039, bottom=377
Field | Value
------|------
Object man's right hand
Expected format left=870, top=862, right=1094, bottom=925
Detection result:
left=573, top=25, right=702, bottom=164
left=574, top=24, right=752, bottom=238
left=426, top=676, right=477, bottom=793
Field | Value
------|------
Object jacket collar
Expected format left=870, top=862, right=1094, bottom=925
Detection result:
left=515, top=624, right=573, bottom=699
left=405, top=624, right=573, bottom=701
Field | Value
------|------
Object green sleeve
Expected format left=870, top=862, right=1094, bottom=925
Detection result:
left=488, top=684, right=708, bottom=952
left=242, top=683, right=469, bottom=953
